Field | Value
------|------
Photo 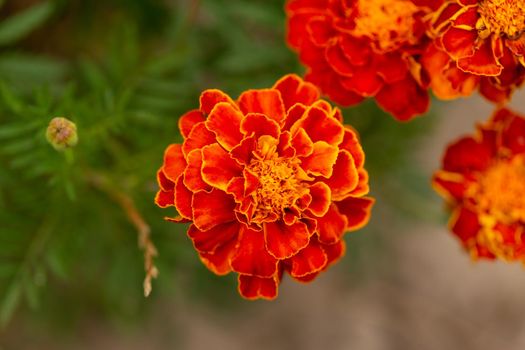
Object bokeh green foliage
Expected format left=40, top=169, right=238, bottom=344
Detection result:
left=0, top=0, right=438, bottom=330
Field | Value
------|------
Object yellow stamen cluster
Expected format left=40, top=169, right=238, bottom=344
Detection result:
left=475, top=155, right=525, bottom=224
left=352, top=0, right=421, bottom=51
left=477, top=0, right=525, bottom=39
left=248, top=156, right=305, bottom=222
left=465, top=155, right=525, bottom=261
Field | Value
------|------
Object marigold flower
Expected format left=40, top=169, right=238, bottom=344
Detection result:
left=285, top=0, right=443, bottom=121
left=423, top=0, right=525, bottom=103
left=155, top=74, right=374, bottom=300
left=433, top=108, right=525, bottom=262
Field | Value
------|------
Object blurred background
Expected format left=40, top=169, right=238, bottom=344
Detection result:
left=1, top=0, right=525, bottom=349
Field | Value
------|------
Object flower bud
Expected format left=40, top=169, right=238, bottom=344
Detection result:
left=46, top=117, right=78, bottom=151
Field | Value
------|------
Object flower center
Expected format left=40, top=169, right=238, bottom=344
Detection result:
left=352, top=0, right=421, bottom=51
left=477, top=0, right=525, bottom=39
left=248, top=156, right=305, bottom=222
left=475, top=155, right=525, bottom=224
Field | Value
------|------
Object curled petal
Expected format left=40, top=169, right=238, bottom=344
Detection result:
left=162, top=144, right=186, bottom=182
left=231, top=136, right=256, bottom=165
left=200, top=89, right=237, bottom=116
left=306, top=69, right=364, bottom=107
left=501, top=114, right=525, bottom=154
left=375, top=54, right=408, bottom=83
left=443, top=137, right=492, bottom=173
left=307, top=15, right=335, bottom=46
left=375, top=77, right=429, bottom=121
left=277, top=131, right=296, bottom=158
left=157, top=168, right=174, bottom=192
left=179, top=110, right=205, bottom=138
left=264, top=221, right=311, bottom=259
left=350, top=169, right=370, bottom=197
left=273, top=74, right=320, bottom=110
left=300, top=141, right=338, bottom=177
left=291, top=128, right=314, bottom=157
left=341, top=66, right=383, bottom=97
left=226, top=177, right=245, bottom=202
left=188, top=222, right=239, bottom=253
left=450, top=207, right=480, bottom=244
left=283, top=103, right=307, bottom=131
left=174, top=175, right=193, bottom=219
left=324, top=150, right=359, bottom=200
left=184, top=149, right=211, bottom=192
left=287, top=12, right=319, bottom=49
left=316, top=204, right=347, bottom=244
left=206, top=102, right=244, bottom=151
left=291, top=106, right=344, bottom=145
left=155, top=190, right=174, bottom=208
left=340, top=36, right=371, bottom=66
left=336, top=196, right=375, bottom=232
left=441, top=27, right=477, bottom=59
left=238, top=274, right=278, bottom=300
left=164, top=215, right=191, bottom=223
left=182, top=122, right=216, bottom=156
left=326, top=41, right=354, bottom=76
left=479, top=77, right=511, bottom=104
left=422, top=42, right=478, bottom=100
left=202, top=143, right=242, bottom=191
left=340, top=128, right=365, bottom=169
left=307, top=182, right=331, bottom=217
left=243, top=169, right=260, bottom=196
left=506, top=35, right=525, bottom=57
left=238, top=89, right=286, bottom=123
left=231, top=226, right=278, bottom=277
left=193, top=189, right=236, bottom=231
left=432, top=171, right=469, bottom=201
left=199, top=237, right=239, bottom=275
left=457, top=40, right=502, bottom=76
left=287, top=241, right=328, bottom=278
left=241, top=113, right=280, bottom=139
left=321, top=239, right=346, bottom=268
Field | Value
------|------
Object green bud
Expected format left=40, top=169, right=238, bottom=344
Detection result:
left=46, top=117, right=78, bottom=151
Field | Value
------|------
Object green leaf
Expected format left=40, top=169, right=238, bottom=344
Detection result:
left=0, top=2, right=54, bottom=46
left=0, top=83, right=23, bottom=114
left=0, top=122, right=40, bottom=140
left=46, top=252, right=68, bottom=280
left=1, top=138, right=36, bottom=155
left=0, top=53, right=66, bottom=87
left=0, top=282, right=21, bottom=328
left=0, top=263, right=16, bottom=279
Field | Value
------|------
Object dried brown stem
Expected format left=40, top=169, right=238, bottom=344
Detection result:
left=88, top=172, right=158, bottom=297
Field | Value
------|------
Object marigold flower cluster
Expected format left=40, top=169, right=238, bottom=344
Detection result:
left=286, top=0, right=443, bottom=121
left=424, top=0, right=525, bottom=103
left=286, top=0, right=525, bottom=120
left=153, top=0, right=525, bottom=299
left=433, top=109, right=525, bottom=262
left=155, top=75, right=373, bottom=299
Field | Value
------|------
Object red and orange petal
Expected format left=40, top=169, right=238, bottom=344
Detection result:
left=155, top=74, right=374, bottom=300
left=285, top=0, right=443, bottom=121
left=433, top=108, right=525, bottom=263
left=424, top=0, right=525, bottom=103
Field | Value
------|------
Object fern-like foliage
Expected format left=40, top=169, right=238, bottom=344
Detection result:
left=0, top=0, right=440, bottom=332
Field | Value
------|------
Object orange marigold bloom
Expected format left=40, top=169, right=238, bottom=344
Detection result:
left=285, top=0, right=443, bottom=121
left=155, top=74, right=374, bottom=300
left=423, top=0, right=525, bottom=103
left=433, top=108, right=525, bottom=262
